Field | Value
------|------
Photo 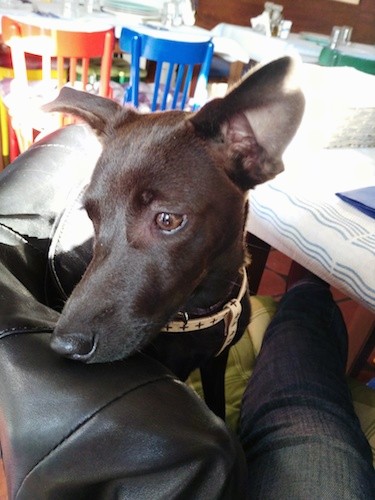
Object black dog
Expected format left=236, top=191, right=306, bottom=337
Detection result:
left=45, top=57, right=304, bottom=418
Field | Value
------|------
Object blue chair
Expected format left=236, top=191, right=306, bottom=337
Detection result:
left=119, top=27, right=214, bottom=111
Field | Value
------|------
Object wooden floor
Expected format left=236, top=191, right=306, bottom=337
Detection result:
left=0, top=249, right=373, bottom=499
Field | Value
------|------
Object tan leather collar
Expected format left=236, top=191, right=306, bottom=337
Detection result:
left=161, top=267, right=249, bottom=356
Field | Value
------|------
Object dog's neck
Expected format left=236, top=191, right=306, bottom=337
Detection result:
left=178, top=269, right=246, bottom=319
left=183, top=227, right=248, bottom=311
left=161, top=267, right=249, bottom=355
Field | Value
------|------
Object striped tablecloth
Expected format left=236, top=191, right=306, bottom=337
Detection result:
left=246, top=147, right=375, bottom=312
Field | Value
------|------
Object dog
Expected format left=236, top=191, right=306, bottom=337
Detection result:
left=44, top=56, right=304, bottom=418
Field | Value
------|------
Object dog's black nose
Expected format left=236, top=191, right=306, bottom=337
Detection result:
left=51, top=332, right=96, bottom=361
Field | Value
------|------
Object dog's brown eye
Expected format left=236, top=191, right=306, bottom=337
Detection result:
left=155, top=213, right=186, bottom=233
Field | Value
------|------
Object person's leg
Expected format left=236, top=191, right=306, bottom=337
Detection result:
left=239, top=267, right=375, bottom=499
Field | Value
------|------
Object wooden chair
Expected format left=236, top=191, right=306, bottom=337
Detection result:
left=119, top=27, right=214, bottom=111
left=0, top=16, right=115, bottom=159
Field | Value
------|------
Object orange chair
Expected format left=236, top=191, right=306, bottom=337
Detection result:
left=1, top=16, right=115, bottom=159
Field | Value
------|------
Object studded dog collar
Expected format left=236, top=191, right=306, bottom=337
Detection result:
left=161, top=267, right=249, bottom=356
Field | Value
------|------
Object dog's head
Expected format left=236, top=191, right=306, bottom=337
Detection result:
left=46, top=57, right=304, bottom=363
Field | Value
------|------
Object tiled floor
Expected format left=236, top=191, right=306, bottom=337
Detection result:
left=0, top=248, right=373, bottom=499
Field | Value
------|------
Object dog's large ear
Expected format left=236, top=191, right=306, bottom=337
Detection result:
left=42, top=87, right=124, bottom=136
left=190, top=57, right=305, bottom=189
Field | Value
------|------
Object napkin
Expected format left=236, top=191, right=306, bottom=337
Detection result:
left=336, top=186, right=375, bottom=219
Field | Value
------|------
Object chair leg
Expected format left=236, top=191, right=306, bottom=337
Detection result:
left=0, top=146, right=4, bottom=172
left=347, top=308, right=375, bottom=378
left=228, top=61, right=244, bottom=86
left=9, top=120, right=20, bottom=162
left=0, top=99, right=9, bottom=165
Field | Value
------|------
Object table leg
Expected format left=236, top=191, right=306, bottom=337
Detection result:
left=246, top=232, right=271, bottom=295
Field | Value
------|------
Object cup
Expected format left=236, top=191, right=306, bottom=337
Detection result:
left=0, top=0, right=14, bottom=7
left=162, top=1, right=176, bottom=27
left=62, top=0, right=80, bottom=18
left=330, top=25, right=353, bottom=49
left=278, top=20, right=292, bottom=39
left=340, top=25, right=352, bottom=44
left=330, top=26, right=342, bottom=48
left=84, top=0, right=101, bottom=14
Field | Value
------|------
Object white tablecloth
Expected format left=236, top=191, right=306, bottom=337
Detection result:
left=210, top=23, right=323, bottom=64
left=211, top=23, right=375, bottom=65
left=247, top=148, right=375, bottom=312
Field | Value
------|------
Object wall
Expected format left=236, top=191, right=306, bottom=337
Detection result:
left=196, top=0, right=375, bottom=44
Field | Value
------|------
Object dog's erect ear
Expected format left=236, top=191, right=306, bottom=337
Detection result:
left=42, top=87, right=124, bottom=136
left=190, top=57, right=305, bottom=189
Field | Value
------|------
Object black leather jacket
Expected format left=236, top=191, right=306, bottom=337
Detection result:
left=0, top=125, right=247, bottom=499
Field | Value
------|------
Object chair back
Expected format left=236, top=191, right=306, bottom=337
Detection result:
left=1, top=16, right=115, bottom=97
left=119, top=27, right=213, bottom=111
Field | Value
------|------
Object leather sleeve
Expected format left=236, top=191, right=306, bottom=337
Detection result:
left=0, top=124, right=100, bottom=309
left=0, top=330, right=247, bottom=500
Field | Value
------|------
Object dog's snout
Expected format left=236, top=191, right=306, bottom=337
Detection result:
left=51, top=331, right=96, bottom=361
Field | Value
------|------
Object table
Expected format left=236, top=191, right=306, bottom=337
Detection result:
left=246, top=147, right=375, bottom=313
left=246, top=143, right=375, bottom=376
left=210, top=23, right=323, bottom=64
left=0, top=5, right=354, bottom=66
left=0, top=3, right=212, bottom=41
left=211, top=23, right=375, bottom=66
left=246, top=62, right=375, bottom=314
left=3, top=4, right=375, bottom=68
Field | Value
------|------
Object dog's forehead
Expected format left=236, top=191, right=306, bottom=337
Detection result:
left=88, top=114, right=227, bottom=194
left=83, top=109, right=244, bottom=216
